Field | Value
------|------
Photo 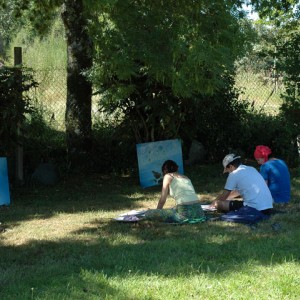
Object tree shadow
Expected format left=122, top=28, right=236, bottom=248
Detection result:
left=1, top=209, right=299, bottom=298
left=1, top=167, right=300, bottom=298
left=72, top=211, right=300, bottom=275
left=6, top=173, right=161, bottom=224
left=0, top=166, right=300, bottom=299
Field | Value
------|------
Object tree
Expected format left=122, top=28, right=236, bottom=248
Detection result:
left=88, top=0, right=255, bottom=143
left=61, top=0, right=93, bottom=159
left=277, top=29, right=300, bottom=127
left=248, top=0, right=300, bottom=163
left=0, top=1, right=21, bottom=58
left=0, top=0, right=93, bottom=166
left=250, top=0, right=299, bottom=24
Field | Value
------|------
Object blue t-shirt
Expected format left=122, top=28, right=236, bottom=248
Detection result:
left=260, top=159, right=291, bottom=203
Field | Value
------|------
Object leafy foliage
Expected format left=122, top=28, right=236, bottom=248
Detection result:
left=241, top=111, right=298, bottom=166
left=0, top=1, right=20, bottom=58
left=235, top=3, right=300, bottom=167
left=277, top=29, right=300, bottom=154
left=0, top=0, right=62, bottom=35
left=88, top=0, right=255, bottom=144
left=191, top=75, right=251, bottom=161
left=250, top=0, right=300, bottom=25
left=2, top=0, right=298, bottom=172
left=22, top=109, right=67, bottom=175
left=90, top=1, right=252, bottom=96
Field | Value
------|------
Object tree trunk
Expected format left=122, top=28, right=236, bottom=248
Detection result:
left=61, top=0, right=93, bottom=166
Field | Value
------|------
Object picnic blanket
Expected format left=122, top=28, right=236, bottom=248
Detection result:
left=220, top=206, right=270, bottom=224
left=114, top=205, right=214, bottom=223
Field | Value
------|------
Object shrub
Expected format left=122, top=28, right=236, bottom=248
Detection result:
left=23, top=109, right=66, bottom=176
left=239, top=110, right=299, bottom=167
left=92, top=116, right=138, bottom=174
left=0, top=66, right=37, bottom=157
left=189, top=76, right=251, bottom=161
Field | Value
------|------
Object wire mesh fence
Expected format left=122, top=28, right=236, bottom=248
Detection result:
left=235, top=71, right=285, bottom=114
left=28, top=68, right=66, bottom=131
left=27, top=68, right=286, bottom=131
left=27, top=68, right=102, bottom=131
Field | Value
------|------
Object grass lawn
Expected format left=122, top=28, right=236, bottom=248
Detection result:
left=1, top=164, right=300, bottom=300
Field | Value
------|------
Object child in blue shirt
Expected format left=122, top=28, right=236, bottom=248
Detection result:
left=254, top=145, right=291, bottom=204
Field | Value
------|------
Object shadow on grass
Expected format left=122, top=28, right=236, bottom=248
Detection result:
left=5, top=175, right=157, bottom=221
left=1, top=164, right=299, bottom=298
left=1, top=207, right=300, bottom=298
left=5, top=164, right=225, bottom=224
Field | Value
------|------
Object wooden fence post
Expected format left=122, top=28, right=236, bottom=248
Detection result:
left=14, top=47, right=24, bottom=184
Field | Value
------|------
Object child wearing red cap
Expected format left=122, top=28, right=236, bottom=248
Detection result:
left=254, top=145, right=291, bottom=204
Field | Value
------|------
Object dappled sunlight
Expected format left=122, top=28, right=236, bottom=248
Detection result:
left=199, top=193, right=218, bottom=202
left=1, top=212, right=106, bottom=246
left=1, top=166, right=299, bottom=299
left=293, top=177, right=300, bottom=184
left=205, top=233, right=236, bottom=245
left=1, top=205, right=300, bottom=299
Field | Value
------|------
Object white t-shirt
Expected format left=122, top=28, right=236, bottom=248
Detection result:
left=225, top=165, right=273, bottom=211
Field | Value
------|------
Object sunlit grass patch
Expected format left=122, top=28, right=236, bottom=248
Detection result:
left=0, top=164, right=299, bottom=299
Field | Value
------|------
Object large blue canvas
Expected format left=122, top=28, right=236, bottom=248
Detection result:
left=136, top=139, right=184, bottom=188
left=0, top=157, right=10, bottom=205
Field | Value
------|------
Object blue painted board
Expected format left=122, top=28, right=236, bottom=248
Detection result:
left=136, top=139, right=184, bottom=188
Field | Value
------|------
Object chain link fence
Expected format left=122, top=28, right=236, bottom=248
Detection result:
left=28, top=68, right=102, bottom=131
left=27, top=68, right=286, bottom=131
left=28, top=68, right=66, bottom=131
left=235, top=71, right=285, bottom=114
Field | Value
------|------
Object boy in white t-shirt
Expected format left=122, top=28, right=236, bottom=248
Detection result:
left=211, top=154, right=273, bottom=215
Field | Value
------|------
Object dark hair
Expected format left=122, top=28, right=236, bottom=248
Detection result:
left=162, top=160, right=178, bottom=174
left=227, top=157, right=241, bottom=169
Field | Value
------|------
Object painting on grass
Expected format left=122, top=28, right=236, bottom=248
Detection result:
left=0, top=157, right=10, bottom=205
left=136, top=139, right=183, bottom=188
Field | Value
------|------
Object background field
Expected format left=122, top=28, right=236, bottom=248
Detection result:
left=22, top=68, right=284, bottom=132
left=7, top=26, right=285, bottom=132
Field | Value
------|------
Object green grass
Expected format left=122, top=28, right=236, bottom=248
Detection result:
left=8, top=18, right=67, bottom=70
left=1, top=164, right=300, bottom=299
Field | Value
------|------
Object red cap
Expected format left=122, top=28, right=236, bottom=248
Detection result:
left=254, top=145, right=272, bottom=163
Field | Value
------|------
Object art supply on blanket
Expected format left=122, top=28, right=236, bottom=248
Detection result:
left=119, top=210, right=146, bottom=217
left=201, top=204, right=217, bottom=212
left=114, top=215, right=140, bottom=222
left=114, top=210, right=146, bottom=222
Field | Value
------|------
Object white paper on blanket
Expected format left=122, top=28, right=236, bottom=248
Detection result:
left=114, top=210, right=146, bottom=222
left=119, top=210, right=147, bottom=217
left=201, top=205, right=217, bottom=212
left=114, top=215, right=140, bottom=222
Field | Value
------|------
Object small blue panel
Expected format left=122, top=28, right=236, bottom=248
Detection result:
left=0, top=157, right=10, bottom=205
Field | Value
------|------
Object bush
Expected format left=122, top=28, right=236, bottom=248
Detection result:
left=92, top=116, right=138, bottom=174
left=23, top=109, right=66, bottom=176
left=187, top=76, right=251, bottom=162
left=0, top=66, right=37, bottom=162
left=239, top=110, right=299, bottom=167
